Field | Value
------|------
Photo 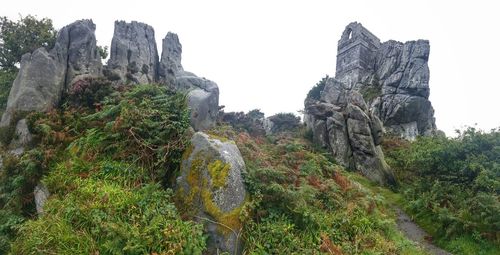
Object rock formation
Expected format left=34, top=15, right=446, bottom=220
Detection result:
left=177, top=132, right=246, bottom=255
left=305, top=79, right=395, bottom=185
left=160, top=33, right=219, bottom=131
left=106, top=21, right=159, bottom=84
left=334, top=22, right=436, bottom=139
left=304, top=21, right=438, bottom=185
left=0, top=20, right=101, bottom=128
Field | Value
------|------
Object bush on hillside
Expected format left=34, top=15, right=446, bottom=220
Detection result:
left=385, top=127, right=500, bottom=242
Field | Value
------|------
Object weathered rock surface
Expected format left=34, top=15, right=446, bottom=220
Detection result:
left=0, top=19, right=101, bottom=128
left=34, top=183, right=50, bottom=215
left=158, top=32, right=184, bottom=85
left=107, top=21, right=159, bottom=84
left=62, top=20, right=102, bottom=90
left=334, top=22, right=436, bottom=139
left=306, top=80, right=396, bottom=185
left=0, top=47, right=67, bottom=127
left=177, top=132, right=246, bottom=255
left=160, top=33, right=220, bottom=131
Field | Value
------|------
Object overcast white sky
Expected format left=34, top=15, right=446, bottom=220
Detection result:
left=3, top=0, right=499, bottom=136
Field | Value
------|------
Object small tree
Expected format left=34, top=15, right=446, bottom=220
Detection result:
left=0, top=15, right=57, bottom=70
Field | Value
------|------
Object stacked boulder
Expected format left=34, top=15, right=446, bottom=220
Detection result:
left=305, top=79, right=395, bottom=185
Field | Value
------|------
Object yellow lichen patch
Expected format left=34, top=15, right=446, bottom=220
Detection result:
left=207, top=133, right=230, bottom=143
left=207, top=160, right=231, bottom=189
left=181, top=145, right=194, bottom=162
left=201, top=188, right=245, bottom=236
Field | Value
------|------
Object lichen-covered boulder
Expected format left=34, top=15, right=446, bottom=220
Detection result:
left=177, top=132, right=246, bottom=255
left=107, top=21, right=159, bottom=84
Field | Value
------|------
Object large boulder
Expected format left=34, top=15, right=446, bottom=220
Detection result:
left=107, top=21, right=159, bottom=84
left=159, top=33, right=220, bottom=131
left=0, top=47, right=66, bottom=127
left=177, top=132, right=246, bottom=255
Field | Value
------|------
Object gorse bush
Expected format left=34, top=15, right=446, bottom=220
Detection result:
left=385, top=127, right=500, bottom=246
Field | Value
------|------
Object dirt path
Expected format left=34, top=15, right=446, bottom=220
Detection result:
left=395, top=207, right=453, bottom=255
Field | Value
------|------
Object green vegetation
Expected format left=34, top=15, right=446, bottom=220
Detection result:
left=383, top=128, right=500, bottom=255
left=359, top=84, right=382, bottom=103
left=0, top=15, right=57, bottom=71
left=307, top=75, right=329, bottom=101
left=209, top=126, right=426, bottom=254
left=0, top=70, right=16, bottom=113
left=0, top=83, right=204, bottom=254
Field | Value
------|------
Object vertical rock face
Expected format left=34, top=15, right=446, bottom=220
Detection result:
left=0, top=19, right=101, bottom=128
left=158, top=32, right=184, bottom=85
left=177, top=132, right=246, bottom=255
left=62, top=20, right=102, bottom=90
left=107, top=21, right=159, bottom=84
left=160, top=33, right=220, bottom=131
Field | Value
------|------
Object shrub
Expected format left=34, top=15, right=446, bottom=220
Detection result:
left=73, top=84, right=191, bottom=181
left=307, top=75, right=329, bottom=101
left=66, top=77, right=114, bottom=108
left=267, top=113, right=301, bottom=134
left=386, top=127, right=500, bottom=243
left=230, top=128, right=423, bottom=254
